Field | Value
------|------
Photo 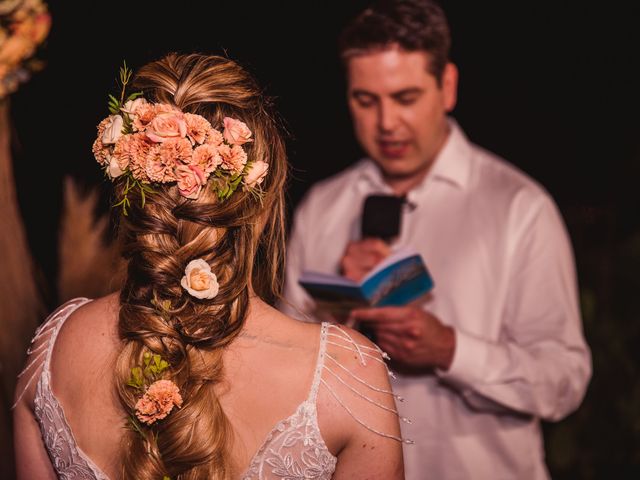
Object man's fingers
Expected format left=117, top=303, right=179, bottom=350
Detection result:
left=350, top=306, right=411, bottom=323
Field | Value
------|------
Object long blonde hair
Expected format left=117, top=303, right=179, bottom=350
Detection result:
left=113, top=53, right=287, bottom=479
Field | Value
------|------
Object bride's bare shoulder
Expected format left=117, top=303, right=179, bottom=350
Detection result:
left=51, top=293, right=121, bottom=379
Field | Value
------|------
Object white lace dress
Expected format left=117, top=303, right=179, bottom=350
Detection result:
left=16, top=298, right=409, bottom=479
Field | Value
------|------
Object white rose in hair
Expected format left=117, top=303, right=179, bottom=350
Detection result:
left=180, top=259, right=219, bottom=300
left=107, top=155, right=124, bottom=178
left=101, top=114, right=124, bottom=145
left=244, top=160, right=269, bottom=189
left=122, top=98, right=148, bottom=116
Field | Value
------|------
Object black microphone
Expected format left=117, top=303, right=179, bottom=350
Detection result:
left=357, top=194, right=405, bottom=343
left=361, top=194, right=405, bottom=242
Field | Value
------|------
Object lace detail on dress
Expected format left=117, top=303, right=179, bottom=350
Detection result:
left=16, top=297, right=109, bottom=480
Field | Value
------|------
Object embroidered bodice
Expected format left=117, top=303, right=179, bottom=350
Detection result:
left=16, top=298, right=408, bottom=479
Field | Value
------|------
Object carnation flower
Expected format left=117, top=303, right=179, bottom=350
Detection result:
left=113, top=133, right=150, bottom=172
left=223, top=117, right=253, bottom=145
left=132, top=102, right=156, bottom=132
left=144, top=144, right=176, bottom=183
left=180, top=258, right=219, bottom=299
left=205, top=128, right=224, bottom=147
left=160, top=137, right=193, bottom=165
left=218, top=144, right=247, bottom=174
left=192, top=144, right=222, bottom=173
left=184, top=113, right=211, bottom=145
left=135, top=379, right=183, bottom=425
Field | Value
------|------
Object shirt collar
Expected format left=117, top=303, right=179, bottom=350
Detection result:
left=355, top=118, right=473, bottom=197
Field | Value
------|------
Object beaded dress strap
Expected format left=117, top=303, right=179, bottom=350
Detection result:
left=317, top=324, right=413, bottom=444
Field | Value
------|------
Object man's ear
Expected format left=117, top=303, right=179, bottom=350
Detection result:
left=442, top=62, right=458, bottom=112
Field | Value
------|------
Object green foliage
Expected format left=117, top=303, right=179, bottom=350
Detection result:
left=112, top=174, right=156, bottom=216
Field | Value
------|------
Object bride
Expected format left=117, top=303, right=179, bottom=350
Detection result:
left=13, top=53, right=405, bottom=479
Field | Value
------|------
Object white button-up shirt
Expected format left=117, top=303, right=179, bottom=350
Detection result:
left=282, top=120, right=591, bottom=480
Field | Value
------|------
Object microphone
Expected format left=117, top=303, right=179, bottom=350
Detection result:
left=357, top=194, right=405, bottom=343
left=361, top=194, right=405, bottom=242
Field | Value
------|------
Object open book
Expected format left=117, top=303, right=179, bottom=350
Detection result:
left=298, top=248, right=434, bottom=314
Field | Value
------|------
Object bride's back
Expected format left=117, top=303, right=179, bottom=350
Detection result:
left=44, top=294, right=375, bottom=478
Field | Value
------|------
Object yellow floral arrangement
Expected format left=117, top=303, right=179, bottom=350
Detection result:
left=0, top=0, right=50, bottom=99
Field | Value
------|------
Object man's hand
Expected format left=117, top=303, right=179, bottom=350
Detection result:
left=350, top=305, right=456, bottom=371
left=340, top=238, right=391, bottom=282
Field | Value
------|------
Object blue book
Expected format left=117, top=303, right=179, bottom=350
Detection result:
left=298, top=249, right=434, bottom=313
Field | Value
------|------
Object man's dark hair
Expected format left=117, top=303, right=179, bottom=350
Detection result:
left=338, top=0, right=451, bottom=83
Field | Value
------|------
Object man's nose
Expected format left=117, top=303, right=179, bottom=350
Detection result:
left=377, top=101, right=399, bottom=133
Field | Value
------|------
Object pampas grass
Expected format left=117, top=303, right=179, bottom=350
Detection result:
left=57, top=176, right=126, bottom=302
left=0, top=100, right=44, bottom=479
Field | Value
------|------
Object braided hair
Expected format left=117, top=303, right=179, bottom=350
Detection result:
left=112, top=53, right=287, bottom=479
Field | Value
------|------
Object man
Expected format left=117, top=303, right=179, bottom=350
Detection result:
left=282, top=0, right=591, bottom=479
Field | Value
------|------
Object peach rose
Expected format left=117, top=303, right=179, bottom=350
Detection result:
left=218, top=144, right=247, bottom=174
left=101, top=114, right=124, bottom=145
left=180, top=259, right=219, bottom=299
left=223, top=117, right=253, bottom=145
left=135, top=379, right=183, bottom=425
left=175, top=164, right=206, bottom=199
left=244, top=160, right=269, bottom=189
left=192, top=144, right=222, bottom=173
left=146, top=112, right=187, bottom=143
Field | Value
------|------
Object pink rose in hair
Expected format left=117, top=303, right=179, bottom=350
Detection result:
left=160, top=137, right=193, bottom=165
left=218, top=144, right=248, bottom=174
left=223, top=117, right=253, bottom=145
left=244, top=160, right=269, bottom=189
left=192, top=144, right=222, bottom=173
left=176, top=164, right=206, bottom=199
left=184, top=113, right=211, bottom=145
left=135, top=379, right=183, bottom=425
left=146, top=112, right=187, bottom=143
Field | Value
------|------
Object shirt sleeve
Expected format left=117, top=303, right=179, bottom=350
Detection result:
left=437, top=196, right=592, bottom=421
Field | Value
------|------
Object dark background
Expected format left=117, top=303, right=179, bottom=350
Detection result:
left=8, top=1, right=640, bottom=477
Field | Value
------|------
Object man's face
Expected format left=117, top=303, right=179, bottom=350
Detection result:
left=346, top=48, right=457, bottom=183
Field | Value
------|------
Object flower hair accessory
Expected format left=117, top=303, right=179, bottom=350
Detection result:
left=0, top=0, right=51, bottom=99
left=127, top=352, right=182, bottom=426
left=180, top=258, right=219, bottom=299
left=93, top=63, right=269, bottom=214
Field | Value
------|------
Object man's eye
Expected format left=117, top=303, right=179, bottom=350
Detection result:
left=396, top=95, right=418, bottom=105
left=357, top=99, right=375, bottom=108
left=353, top=94, right=376, bottom=108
